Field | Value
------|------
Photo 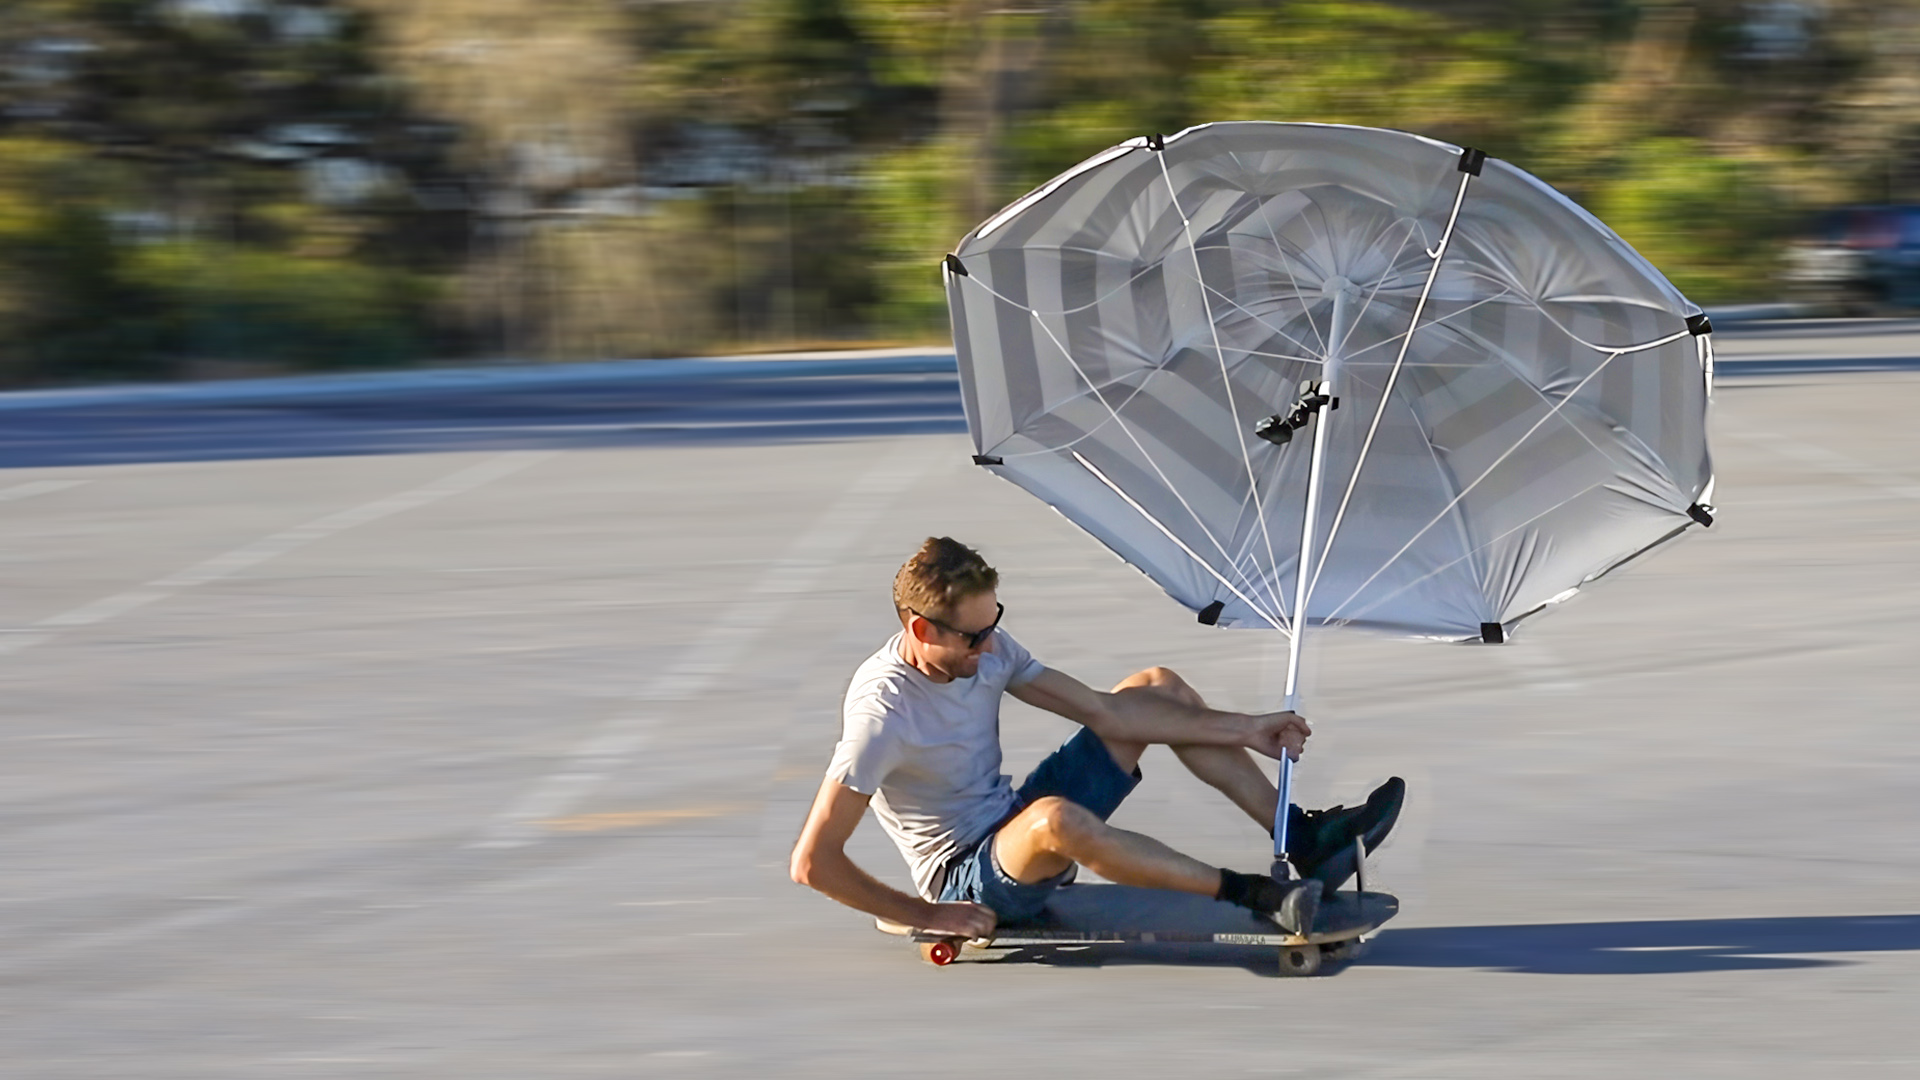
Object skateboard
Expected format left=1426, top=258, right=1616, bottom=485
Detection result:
left=879, top=839, right=1396, bottom=977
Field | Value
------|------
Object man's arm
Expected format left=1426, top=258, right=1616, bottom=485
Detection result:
left=790, top=776, right=996, bottom=938
left=1008, top=667, right=1309, bottom=760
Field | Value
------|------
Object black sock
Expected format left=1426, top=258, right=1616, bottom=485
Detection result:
left=1216, top=869, right=1277, bottom=911
left=1217, top=868, right=1304, bottom=913
left=1216, top=868, right=1251, bottom=906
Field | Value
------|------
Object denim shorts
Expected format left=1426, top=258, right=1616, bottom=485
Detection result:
left=935, top=727, right=1142, bottom=923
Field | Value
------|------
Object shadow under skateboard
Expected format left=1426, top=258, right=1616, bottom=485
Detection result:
left=881, top=882, right=1399, bottom=976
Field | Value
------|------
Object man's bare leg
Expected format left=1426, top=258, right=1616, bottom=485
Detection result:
left=989, top=793, right=1316, bottom=931
left=1108, top=667, right=1280, bottom=831
left=991, top=795, right=1221, bottom=894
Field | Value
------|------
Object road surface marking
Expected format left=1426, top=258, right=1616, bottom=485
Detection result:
left=1493, top=641, right=1586, bottom=695
left=543, top=803, right=747, bottom=832
left=0, top=479, right=86, bottom=502
left=1727, top=430, right=1920, bottom=502
left=0, top=452, right=548, bottom=659
left=471, top=452, right=930, bottom=849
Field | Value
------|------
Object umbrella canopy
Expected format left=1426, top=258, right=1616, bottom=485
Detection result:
left=946, top=122, right=1716, bottom=642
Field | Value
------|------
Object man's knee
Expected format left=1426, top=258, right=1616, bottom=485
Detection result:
left=1023, top=795, right=1102, bottom=854
left=1115, top=665, right=1204, bottom=709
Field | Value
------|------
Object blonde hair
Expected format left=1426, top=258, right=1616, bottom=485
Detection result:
left=893, top=537, right=998, bottom=624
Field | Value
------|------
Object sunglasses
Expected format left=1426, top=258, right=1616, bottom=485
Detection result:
left=907, top=602, right=1004, bottom=650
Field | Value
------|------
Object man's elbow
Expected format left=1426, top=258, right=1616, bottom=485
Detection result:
left=789, top=849, right=814, bottom=888
left=791, top=842, right=833, bottom=888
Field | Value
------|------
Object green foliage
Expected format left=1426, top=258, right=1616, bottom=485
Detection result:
left=1588, top=139, right=1789, bottom=303
left=858, top=139, right=964, bottom=335
left=0, top=136, right=169, bottom=382
left=129, top=242, right=433, bottom=370
left=0, top=0, right=463, bottom=384
left=0, top=135, right=431, bottom=381
left=4, top=0, right=1919, bottom=383
left=1192, top=1, right=1573, bottom=156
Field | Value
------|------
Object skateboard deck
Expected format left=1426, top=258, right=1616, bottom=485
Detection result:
left=879, top=883, right=1398, bottom=976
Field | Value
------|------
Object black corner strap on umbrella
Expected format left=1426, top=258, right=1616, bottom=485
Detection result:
left=1687, top=503, right=1714, bottom=527
left=1480, top=622, right=1505, bottom=644
left=1146, top=133, right=1166, bottom=152
left=944, top=254, right=969, bottom=277
left=1458, top=147, right=1486, bottom=176
left=972, top=455, right=1002, bottom=467
left=1687, top=313, right=1712, bottom=336
left=1197, top=600, right=1225, bottom=626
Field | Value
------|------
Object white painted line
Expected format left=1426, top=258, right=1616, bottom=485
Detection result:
left=0, top=479, right=86, bottom=502
left=1727, top=431, right=1920, bottom=501
left=1493, top=641, right=1586, bottom=695
left=39, top=590, right=168, bottom=628
left=0, top=452, right=549, bottom=660
left=471, top=453, right=931, bottom=849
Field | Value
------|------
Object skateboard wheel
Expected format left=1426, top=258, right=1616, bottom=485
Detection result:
left=921, top=939, right=960, bottom=966
left=1278, top=943, right=1321, bottom=977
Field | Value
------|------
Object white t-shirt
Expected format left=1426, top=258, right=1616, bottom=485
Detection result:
left=825, top=628, right=1046, bottom=899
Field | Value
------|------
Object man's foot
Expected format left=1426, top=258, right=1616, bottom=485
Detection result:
left=1215, top=870, right=1321, bottom=934
left=1286, top=776, right=1405, bottom=890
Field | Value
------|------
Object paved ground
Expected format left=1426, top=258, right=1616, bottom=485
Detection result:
left=3, top=326, right=1919, bottom=1077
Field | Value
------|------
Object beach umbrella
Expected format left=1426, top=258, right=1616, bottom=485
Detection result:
left=943, top=122, right=1717, bottom=865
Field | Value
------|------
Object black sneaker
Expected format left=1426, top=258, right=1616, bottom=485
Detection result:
left=1287, top=776, right=1405, bottom=890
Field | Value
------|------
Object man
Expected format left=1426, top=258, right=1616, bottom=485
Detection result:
left=791, top=537, right=1403, bottom=940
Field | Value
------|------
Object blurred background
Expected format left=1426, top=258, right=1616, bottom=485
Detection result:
left=7, top=6, right=1920, bottom=1072
left=3, top=0, right=1920, bottom=389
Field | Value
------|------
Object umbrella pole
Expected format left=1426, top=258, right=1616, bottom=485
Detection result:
left=1272, top=378, right=1334, bottom=880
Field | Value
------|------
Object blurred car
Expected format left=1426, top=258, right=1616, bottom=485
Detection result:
left=1783, top=205, right=1920, bottom=312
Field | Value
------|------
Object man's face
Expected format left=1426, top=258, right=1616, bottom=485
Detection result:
left=911, top=589, right=1001, bottom=680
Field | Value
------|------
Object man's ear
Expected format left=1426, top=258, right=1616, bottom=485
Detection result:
left=905, top=614, right=936, bottom=645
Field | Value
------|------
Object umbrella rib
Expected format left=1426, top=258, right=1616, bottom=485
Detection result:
left=1307, top=168, right=1474, bottom=608
left=1327, top=480, right=1608, bottom=630
left=956, top=257, right=1175, bottom=318
left=1334, top=287, right=1515, bottom=366
left=1163, top=264, right=1331, bottom=368
left=1523, top=298, right=1697, bottom=355
left=954, top=275, right=1179, bottom=457
left=1330, top=219, right=1423, bottom=359
left=1322, top=348, right=1629, bottom=625
left=950, top=310, right=1318, bottom=466
left=957, top=269, right=1324, bottom=374
left=1434, top=320, right=1639, bottom=476
left=1028, top=309, right=1288, bottom=628
left=1158, top=149, right=1290, bottom=627
left=1213, top=217, right=1428, bottom=607
left=1072, top=452, right=1289, bottom=635
left=1242, top=164, right=1330, bottom=360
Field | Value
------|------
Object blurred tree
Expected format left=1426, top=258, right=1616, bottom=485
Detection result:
left=9, top=0, right=1920, bottom=383
left=0, top=0, right=465, bottom=382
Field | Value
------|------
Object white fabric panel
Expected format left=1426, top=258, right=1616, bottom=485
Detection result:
left=948, top=122, right=1714, bottom=640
